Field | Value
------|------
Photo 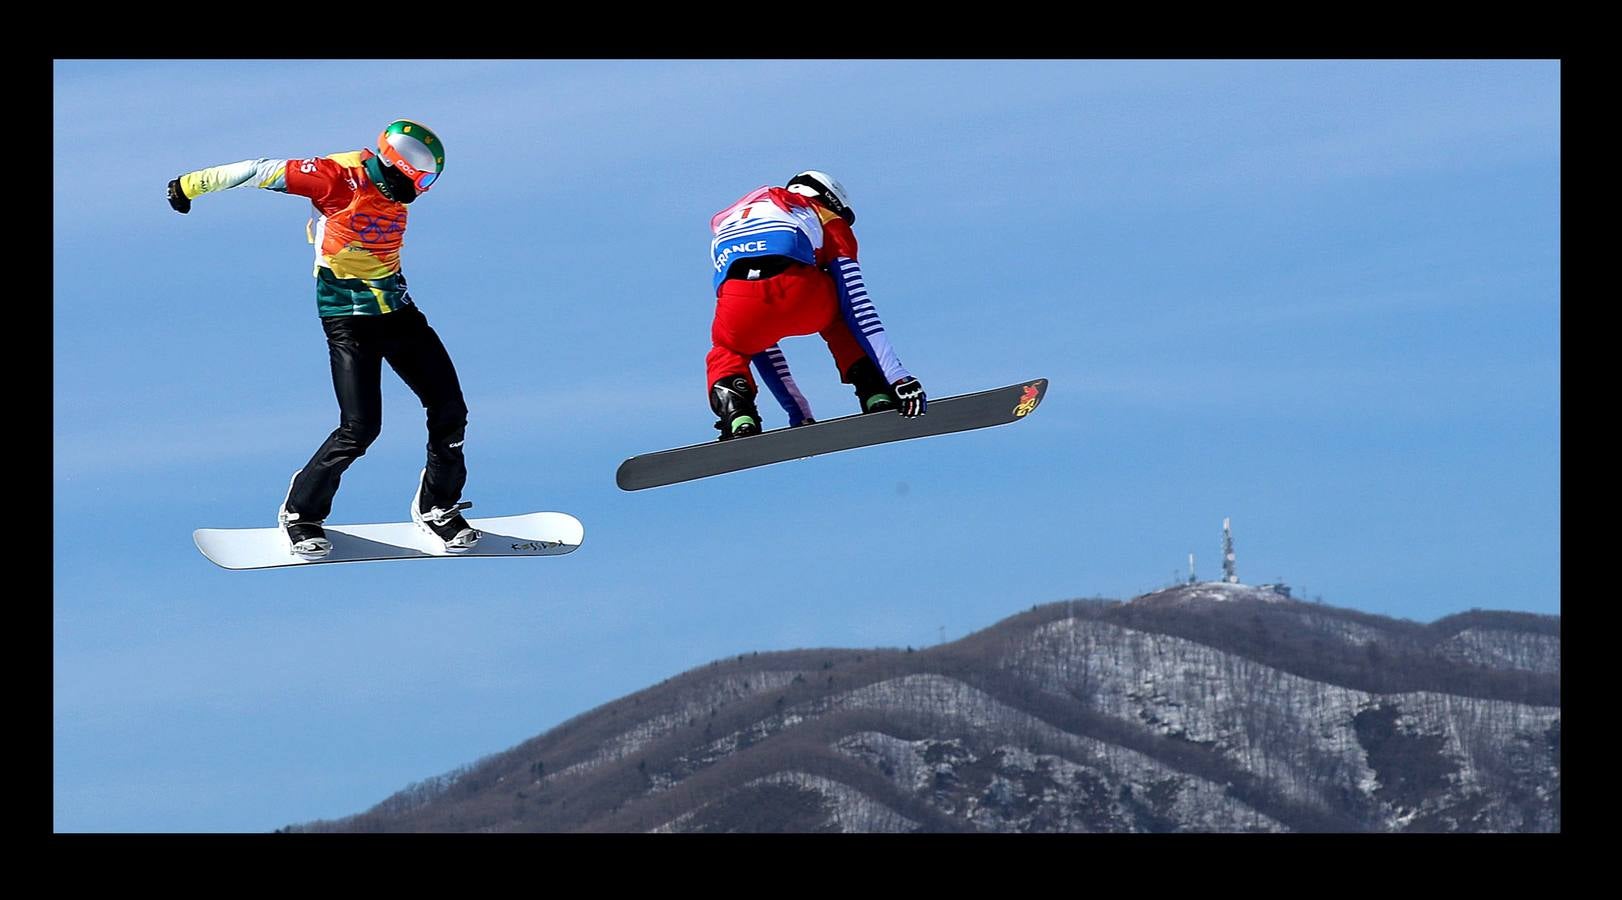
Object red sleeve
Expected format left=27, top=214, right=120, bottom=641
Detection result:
left=820, top=217, right=860, bottom=263
left=283, top=156, right=355, bottom=211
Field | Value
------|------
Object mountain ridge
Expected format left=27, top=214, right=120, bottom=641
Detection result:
left=286, top=585, right=1559, bottom=833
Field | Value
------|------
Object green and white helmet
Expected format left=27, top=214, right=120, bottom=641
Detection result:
left=375, top=119, right=445, bottom=192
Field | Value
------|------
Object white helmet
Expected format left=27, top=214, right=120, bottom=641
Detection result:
left=786, top=170, right=855, bottom=224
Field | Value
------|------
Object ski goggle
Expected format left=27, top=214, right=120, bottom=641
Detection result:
left=379, top=148, right=438, bottom=191
left=377, top=132, right=440, bottom=192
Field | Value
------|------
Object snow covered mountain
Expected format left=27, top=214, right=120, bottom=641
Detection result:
left=287, top=585, right=1559, bottom=833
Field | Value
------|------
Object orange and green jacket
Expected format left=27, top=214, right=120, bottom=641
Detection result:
left=177, top=152, right=415, bottom=317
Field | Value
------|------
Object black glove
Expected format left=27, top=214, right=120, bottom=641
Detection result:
left=893, top=377, right=927, bottom=417
left=167, top=178, right=191, bottom=214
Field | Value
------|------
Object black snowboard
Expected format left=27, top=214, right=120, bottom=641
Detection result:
left=616, top=378, right=1047, bottom=491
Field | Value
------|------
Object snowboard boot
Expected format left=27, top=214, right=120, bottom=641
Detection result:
left=412, top=469, right=480, bottom=552
left=844, top=357, right=897, bottom=414
left=278, top=470, right=332, bottom=559
left=710, top=374, right=762, bottom=441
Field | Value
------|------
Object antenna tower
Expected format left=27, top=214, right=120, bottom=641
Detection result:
left=1222, top=517, right=1239, bottom=584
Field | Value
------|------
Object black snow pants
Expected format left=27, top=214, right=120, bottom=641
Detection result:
left=285, top=304, right=469, bottom=522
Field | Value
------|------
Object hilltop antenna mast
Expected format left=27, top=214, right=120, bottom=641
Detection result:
left=1222, top=517, right=1239, bottom=584
left=1188, top=553, right=1197, bottom=584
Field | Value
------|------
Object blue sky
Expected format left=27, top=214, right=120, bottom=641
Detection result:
left=53, top=59, right=1559, bottom=832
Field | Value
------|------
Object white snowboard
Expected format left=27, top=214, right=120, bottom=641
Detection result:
left=194, top=511, right=584, bottom=570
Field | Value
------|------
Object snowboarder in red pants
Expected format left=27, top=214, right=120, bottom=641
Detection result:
left=706, top=171, right=927, bottom=439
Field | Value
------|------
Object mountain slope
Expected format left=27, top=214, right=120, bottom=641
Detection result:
left=288, top=585, right=1559, bottom=833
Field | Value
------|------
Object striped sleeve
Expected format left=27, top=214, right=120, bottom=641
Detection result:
left=752, top=344, right=815, bottom=426
left=833, top=256, right=911, bottom=384
left=178, top=158, right=290, bottom=199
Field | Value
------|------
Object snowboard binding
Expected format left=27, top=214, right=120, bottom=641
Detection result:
left=412, top=470, right=481, bottom=552
left=844, top=357, right=898, bottom=414
left=710, top=375, right=762, bottom=441
left=278, top=470, right=332, bottom=559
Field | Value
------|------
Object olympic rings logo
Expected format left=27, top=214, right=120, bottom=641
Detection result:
left=349, top=213, right=404, bottom=244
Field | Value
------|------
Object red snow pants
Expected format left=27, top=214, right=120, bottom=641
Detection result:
left=705, top=262, right=867, bottom=389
